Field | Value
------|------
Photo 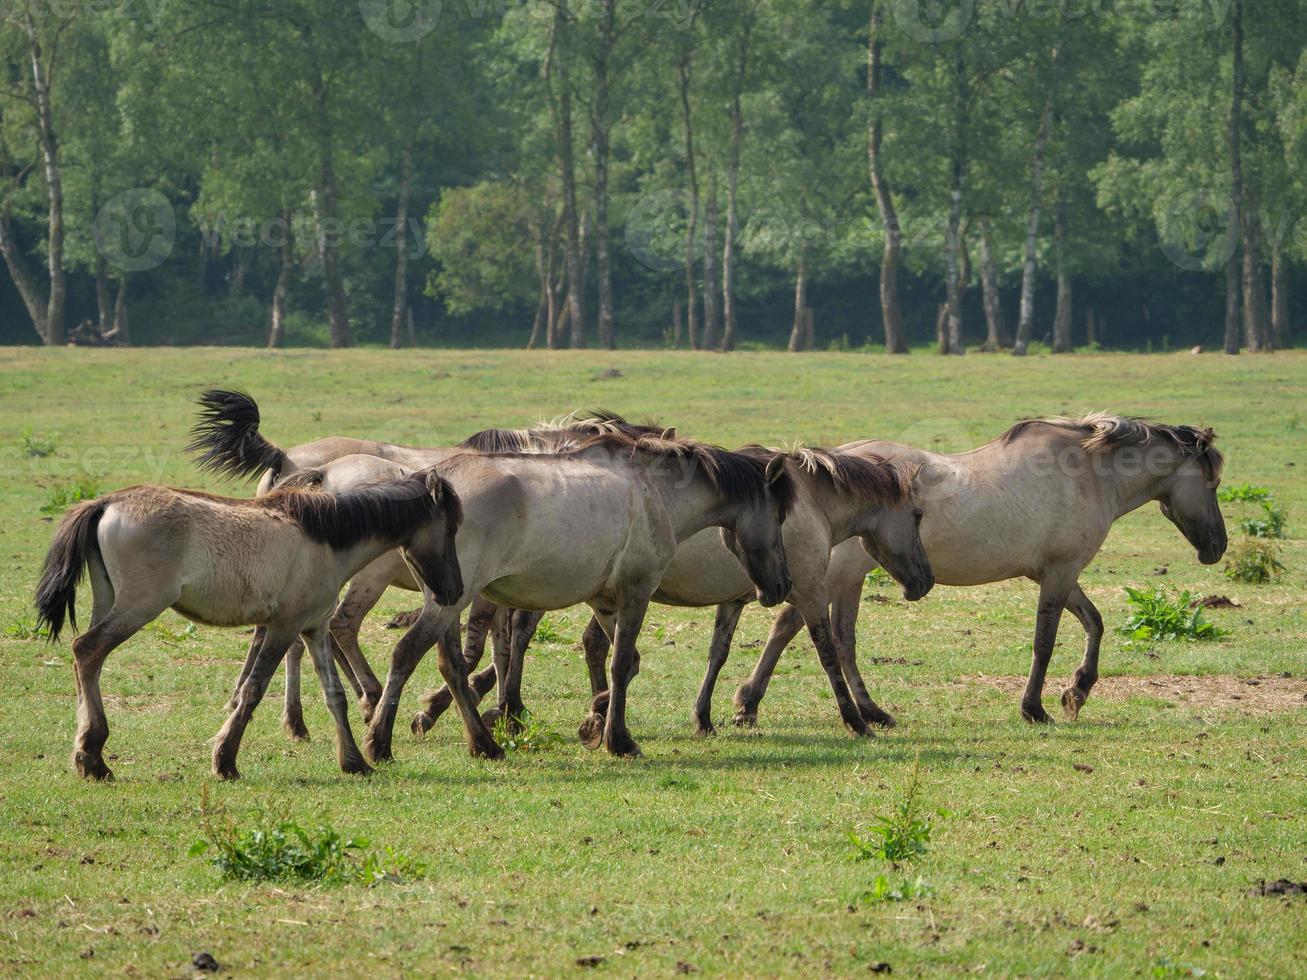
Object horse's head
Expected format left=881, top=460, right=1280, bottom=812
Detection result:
left=402, top=470, right=465, bottom=606
left=858, top=500, right=935, bottom=601
left=720, top=453, right=794, bottom=608
left=1158, top=454, right=1227, bottom=566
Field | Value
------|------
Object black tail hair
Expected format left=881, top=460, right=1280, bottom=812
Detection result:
left=185, top=389, right=287, bottom=481
left=34, top=499, right=107, bottom=642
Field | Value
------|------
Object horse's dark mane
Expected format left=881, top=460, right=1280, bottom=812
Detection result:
left=784, top=446, right=913, bottom=507
left=458, top=410, right=668, bottom=454
left=576, top=432, right=798, bottom=516
left=1000, top=414, right=1224, bottom=481
left=267, top=469, right=461, bottom=550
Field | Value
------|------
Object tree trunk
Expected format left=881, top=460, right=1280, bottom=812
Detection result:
left=268, top=211, right=293, bottom=349
left=1271, top=246, right=1289, bottom=349
left=549, top=1, right=586, bottom=349
left=230, top=247, right=251, bottom=296
left=1086, top=308, right=1097, bottom=347
left=545, top=208, right=563, bottom=350
left=390, top=141, right=414, bottom=349
left=1052, top=197, right=1072, bottom=352
left=105, top=276, right=130, bottom=346
left=672, top=297, right=683, bottom=347
left=570, top=211, right=590, bottom=349
left=1014, top=89, right=1055, bottom=357
left=1241, top=203, right=1268, bottom=351
left=787, top=256, right=808, bottom=352
left=95, top=253, right=113, bottom=333
left=1225, top=0, right=1243, bottom=355
left=406, top=307, right=418, bottom=347
left=868, top=1, right=906, bottom=354
left=24, top=13, right=65, bottom=346
left=720, top=15, right=752, bottom=352
left=804, top=306, right=815, bottom=351
left=943, top=60, right=966, bottom=357
left=527, top=218, right=547, bottom=350
left=307, top=50, right=351, bottom=348
left=701, top=174, right=720, bottom=349
left=979, top=222, right=1005, bottom=351
left=678, top=51, right=701, bottom=351
left=0, top=209, right=49, bottom=341
left=592, top=0, right=616, bottom=349
left=1224, top=256, right=1241, bottom=354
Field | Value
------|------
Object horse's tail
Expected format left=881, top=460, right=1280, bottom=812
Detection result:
left=185, top=389, right=287, bottom=482
left=35, top=499, right=107, bottom=642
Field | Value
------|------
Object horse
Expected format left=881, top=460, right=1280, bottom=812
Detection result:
left=185, top=390, right=669, bottom=736
left=33, top=467, right=464, bottom=781
left=730, top=414, right=1227, bottom=728
left=274, top=433, right=796, bottom=763
left=415, top=446, right=935, bottom=741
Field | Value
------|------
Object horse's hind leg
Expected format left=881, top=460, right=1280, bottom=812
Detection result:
left=411, top=598, right=501, bottom=736
left=578, top=610, right=617, bottom=750
left=329, top=571, right=392, bottom=721
left=582, top=615, right=611, bottom=696
left=494, top=609, right=543, bottom=733
left=1020, top=575, right=1074, bottom=725
left=229, top=626, right=265, bottom=711
left=793, top=595, right=870, bottom=737
left=302, top=625, right=372, bottom=776
left=733, top=602, right=804, bottom=727
left=693, top=600, right=746, bottom=737
left=1060, top=585, right=1103, bottom=721
left=281, top=639, right=310, bottom=742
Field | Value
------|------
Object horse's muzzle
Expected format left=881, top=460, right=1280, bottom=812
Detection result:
left=757, top=575, right=793, bottom=608
left=902, top=572, right=935, bottom=602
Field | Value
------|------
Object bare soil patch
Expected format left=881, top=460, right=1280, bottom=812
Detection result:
left=961, top=673, right=1306, bottom=714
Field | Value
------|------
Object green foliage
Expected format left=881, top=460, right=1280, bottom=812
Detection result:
left=853, top=874, right=935, bottom=906
left=1150, top=958, right=1208, bottom=978
left=865, top=568, right=894, bottom=590
left=532, top=618, right=566, bottom=645
left=1218, top=483, right=1273, bottom=504
left=190, top=788, right=424, bottom=887
left=5, top=617, right=49, bottom=641
left=1238, top=500, right=1288, bottom=539
left=39, top=477, right=100, bottom=515
left=492, top=713, right=564, bottom=753
left=1116, top=587, right=1226, bottom=647
left=849, top=762, right=938, bottom=868
left=1223, top=539, right=1287, bottom=584
left=150, top=620, right=199, bottom=645
left=19, top=430, right=56, bottom=458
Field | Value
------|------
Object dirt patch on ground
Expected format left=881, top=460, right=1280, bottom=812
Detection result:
left=961, top=673, right=1306, bottom=715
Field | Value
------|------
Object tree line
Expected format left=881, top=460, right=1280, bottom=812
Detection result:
left=1, top=0, right=1304, bottom=352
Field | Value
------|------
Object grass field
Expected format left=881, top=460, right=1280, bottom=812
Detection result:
left=1, top=347, right=1304, bottom=977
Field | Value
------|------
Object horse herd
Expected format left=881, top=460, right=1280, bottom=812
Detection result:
left=35, top=391, right=1228, bottom=782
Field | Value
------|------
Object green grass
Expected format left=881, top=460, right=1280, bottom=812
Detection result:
left=1, top=348, right=1304, bottom=976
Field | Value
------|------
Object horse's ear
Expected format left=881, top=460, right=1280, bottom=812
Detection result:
left=424, top=469, right=447, bottom=502
left=765, top=453, right=788, bottom=485
left=661, top=426, right=677, bottom=439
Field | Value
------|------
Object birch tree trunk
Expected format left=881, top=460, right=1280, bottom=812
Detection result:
left=787, top=256, right=808, bottom=352
left=1225, top=0, right=1244, bottom=355
left=551, top=1, right=586, bottom=349
left=943, top=57, right=966, bottom=357
left=592, top=0, right=616, bottom=349
left=527, top=219, right=547, bottom=350
left=305, top=36, right=351, bottom=349
left=268, top=212, right=294, bottom=349
left=679, top=50, right=700, bottom=351
left=24, top=11, right=66, bottom=346
left=390, top=141, right=414, bottom=349
left=979, top=222, right=1006, bottom=351
left=868, top=0, right=905, bottom=354
left=701, top=174, right=720, bottom=349
left=1241, top=204, right=1268, bottom=351
left=720, top=14, right=752, bottom=352
left=1271, top=245, right=1289, bottom=349
left=1052, top=197, right=1072, bottom=353
left=1013, top=87, right=1055, bottom=356
left=0, top=209, right=49, bottom=341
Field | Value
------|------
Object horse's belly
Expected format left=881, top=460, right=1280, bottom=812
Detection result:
left=480, top=573, right=607, bottom=612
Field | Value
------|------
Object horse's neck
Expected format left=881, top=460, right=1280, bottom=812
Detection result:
left=1098, top=447, right=1180, bottom=519
left=800, top=473, right=859, bottom=545
left=332, top=535, right=408, bottom=583
left=643, top=463, right=729, bottom=541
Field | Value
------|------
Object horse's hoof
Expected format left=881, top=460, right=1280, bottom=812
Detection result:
left=693, top=720, right=717, bottom=738
left=282, top=716, right=310, bottom=742
left=845, top=720, right=874, bottom=739
left=340, top=753, right=374, bottom=777
left=213, top=764, right=240, bottom=781
left=1061, top=687, right=1086, bottom=721
left=410, top=712, right=434, bottom=738
left=578, top=713, right=605, bottom=751
left=480, top=707, right=504, bottom=730
left=421, top=690, right=454, bottom=724
left=74, top=752, right=114, bottom=781
left=472, top=736, right=505, bottom=761
left=733, top=710, right=758, bottom=729
left=1021, top=704, right=1054, bottom=725
left=363, top=734, right=394, bottom=765
left=605, top=734, right=643, bottom=759
left=359, top=697, right=379, bottom=725
left=862, top=708, right=898, bottom=729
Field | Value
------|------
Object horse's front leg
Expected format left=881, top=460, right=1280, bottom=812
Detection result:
left=602, top=598, right=650, bottom=758
left=301, top=624, right=371, bottom=776
left=1021, top=575, right=1075, bottom=724
left=434, top=621, right=505, bottom=761
left=733, top=602, right=804, bottom=727
left=791, top=595, right=870, bottom=737
left=328, top=571, right=393, bottom=722
left=578, top=609, right=617, bottom=750
left=495, top=609, right=544, bottom=732
left=1059, top=584, right=1104, bottom=721
left=411, top=597, right=501, bottom=736
left=229, top=626, right=265, bottom=711
left=366, top=603, right=448, bottom=763
left=693, top=600, right=747, bottom=737
left=213, top=625, right=298, bottom=780
left=830, top=580, right=896, bottom=728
